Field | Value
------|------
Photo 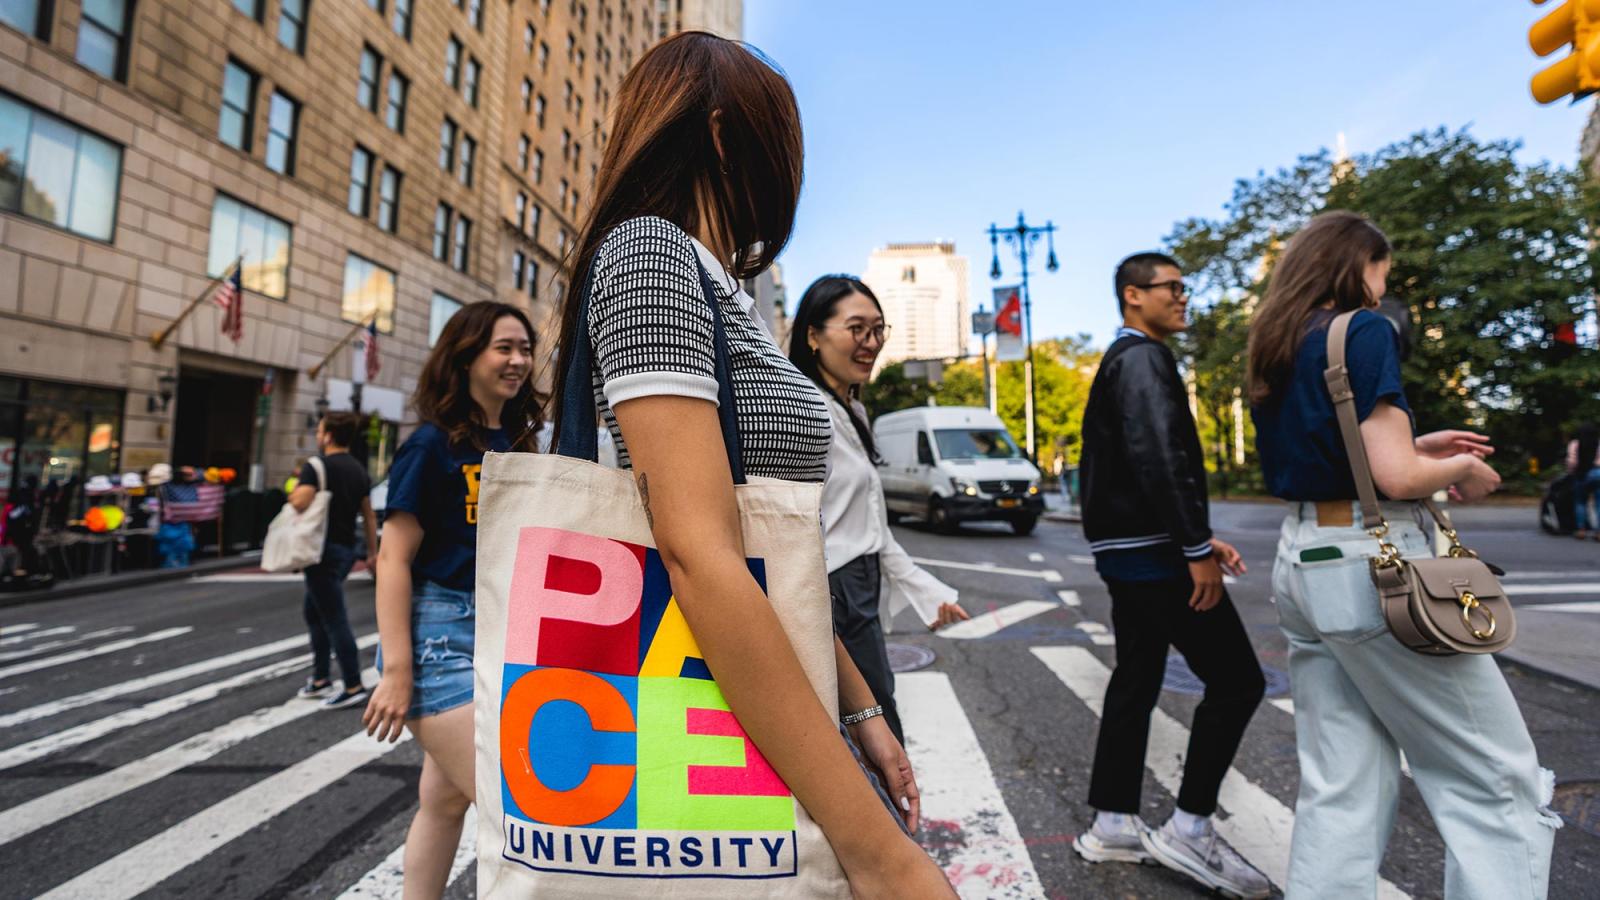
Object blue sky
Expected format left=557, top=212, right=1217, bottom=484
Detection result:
left=745, top=0, right=1593, bottom=350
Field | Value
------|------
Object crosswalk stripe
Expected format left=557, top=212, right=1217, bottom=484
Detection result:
left=0, top=666, right=380, bottom=846
left=194, top=572, right=373, bottom=583
left=0, top=632, right=324, bottom=729
left=0, top=634, right=379, bottom=770
left=899, top=671, right=1044, bottom=899
left=0, top=626, right=193, bottom=681
left=937, top=600, right=1057, bottom=640
left=1028, top=552, right=1045, bottom=563
left=36, top=729, right=411, bottom=900
left=911, top=557, right=1060, bottom=581
left=1498, top=583, right=1600, bottom=595
left=1030, top=646, right=1409, bottom=899
left=336, top=806, right=477, bottom=899
left=0, top=626, right=133, bottom=662
left=1, top=623, right=40, bottom=635
left=0, top=624, right=68, bottom=646
left=1521, top=600, right=1600, bottom=612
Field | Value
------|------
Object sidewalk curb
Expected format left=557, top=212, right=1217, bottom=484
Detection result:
left=0, top=552, right=262, bottom=611
left=1043, top=512, right=1081, bottom=524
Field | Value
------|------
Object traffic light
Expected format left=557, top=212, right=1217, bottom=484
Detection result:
left=1529, top=0, right=1600, bottom=104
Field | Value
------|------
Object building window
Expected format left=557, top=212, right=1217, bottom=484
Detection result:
left=365, top=0, right=383, bottom=11
left=467, top=0, right=482, bottom=29
left=0, top=94, right=122, bottom=242
left=560, top=128, right=569, bottom=158
left=902, top=266, right=916, bottom=282
left=207, top=194, right=291, bottom=299
left=558, top=178, right=567, bottom=208
left=377, top=165, right=400, bottom=233
left=528, top=202, right=539, bottom=238
left=432, top=202, right=451, bottom=260
left=575, top=49, right=584, bottom=73
left=277, top=0, right=308, bottom=54
left=347, top=145, right=373, bottom=216
left=429, top=292, right=462, bottom=346
left=570, top=189, right=578, bottom=213
left=526, top=257, right=538, bottom=298
left=573, top=141, right=581, bottom=169
left=562, top=79, right=572, bottom=110
left=520, top=78, right=532, bottom=112
left=342, top=253, right=396, bottom=333
left=457, top=134, right=474, bottom=186
left=532, top=148, right=543, bottom=183
left=385, top=71, right=408, bottom=132
left=534, top=94, right=546, bottom=128
left=231, top=0, right=262, bottom=21
left=524, top=23, right=535, bottom=54
left=451, top=214, right=470, bottom=271
left=391, top=0, right=411, bottom=38
left=574, top=95, right=583, bottom=121
left=540, top=0, right=550, bottom=16
left=445, top=36, right=461, bottom=88
left=265, top=91, right=298, bottom=175
left=557, top=227, right=567, bottom=255
left=358, top=46, right=382, bottom=112
left=517, top=134, right=529, bottom=171
left=538, top=41, right=549, bottom=71
left=438, top=117, right=456, bottom=171
left=463, top=57, right=480, bottom=106
left=0, top=1, right=47, bottom=37
left=514, top=192, right=526, bottom=229
left=219, top=59, right=256, bottom=152
left=513, top=250, right=525, bottom=289
left=77, top=0, right=131, bottom=80
left=565, top=31, right=574, bottom=60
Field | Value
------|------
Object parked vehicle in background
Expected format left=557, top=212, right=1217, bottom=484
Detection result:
left=875, top=406, right=1044, bottom=535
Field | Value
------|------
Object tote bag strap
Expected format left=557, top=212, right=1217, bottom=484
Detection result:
left=553, top=240, right=747, bottom=485
left=306, top=456, right=328, bottom=494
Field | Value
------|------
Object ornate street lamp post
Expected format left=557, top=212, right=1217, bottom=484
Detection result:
left=987, top=211, right=1059, bottom=463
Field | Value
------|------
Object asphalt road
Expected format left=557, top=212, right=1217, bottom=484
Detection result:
left=0, top=501, right=1596, bottom=898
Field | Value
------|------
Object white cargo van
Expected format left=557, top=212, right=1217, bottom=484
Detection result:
left=874, top=406, right=1044, bottom=535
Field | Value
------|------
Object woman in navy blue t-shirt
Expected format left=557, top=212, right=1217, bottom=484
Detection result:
left=1248, top=212, right=1555, bottom=898
left=362, top=301, right=545, bottom=896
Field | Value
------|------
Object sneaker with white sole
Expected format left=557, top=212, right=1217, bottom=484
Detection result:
left=296, top=678, right=335, bottom=700
left=321, top=686, right=370, bottom=710
left=1072, top=814, right=1154, bottom=865
left=1140, top=817, right=1271, bottom=899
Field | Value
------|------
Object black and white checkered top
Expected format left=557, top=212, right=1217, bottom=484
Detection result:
left=588, top=216, right=833, bottom=483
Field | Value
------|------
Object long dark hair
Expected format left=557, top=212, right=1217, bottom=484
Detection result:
left=1245, top=211, right=1392, bottom=405
left=550, top=31, right=803, bottom=438
left=789, top=275, right=883, bottom=464
left=413, top=301, right=546, bottom=451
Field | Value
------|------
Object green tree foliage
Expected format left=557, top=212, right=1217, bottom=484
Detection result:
left=1170, top=128, right=1600, bottom=490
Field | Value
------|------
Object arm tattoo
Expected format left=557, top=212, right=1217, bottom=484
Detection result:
left=637, top=472, right=653, bottom=528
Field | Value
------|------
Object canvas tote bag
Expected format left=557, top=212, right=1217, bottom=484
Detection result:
left=261, top=456, right=329, bottom=573
left=473, top=257, right=849, bottom=898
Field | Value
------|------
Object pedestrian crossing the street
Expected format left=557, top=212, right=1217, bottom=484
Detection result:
left=0, top=602, right=1424, bottom=899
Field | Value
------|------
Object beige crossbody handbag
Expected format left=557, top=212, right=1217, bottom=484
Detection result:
left=1324, top=310, right=1515, bottom=655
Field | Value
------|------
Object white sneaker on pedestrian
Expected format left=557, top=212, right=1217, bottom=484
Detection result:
left=321, top=686, right=370, bottom=710
left=295, top=678, right=335, bottom=700
left=1140, top=816, right=1271, bottom=899
left=1072, top=813, right=1154, bottom=865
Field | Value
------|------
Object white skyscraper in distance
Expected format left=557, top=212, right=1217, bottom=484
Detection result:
left=863, top=242, right=970, bottom=368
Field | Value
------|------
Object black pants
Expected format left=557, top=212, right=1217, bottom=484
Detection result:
left=303, top=542, right=363, bottom=689
left=1086, top=575, right=1265, bottom=816
left=828, top=554, right=904, bottom=744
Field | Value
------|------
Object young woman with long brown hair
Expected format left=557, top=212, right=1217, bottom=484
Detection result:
left=363, top=301, right=544, bottom=897
left=549, top=31, right=953, bottom=898
left=1248, top=211, right=1556, bottom=898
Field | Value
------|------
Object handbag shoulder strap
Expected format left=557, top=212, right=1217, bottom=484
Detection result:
left=553, top=233, right=746, bottom=485
left=306, top=455, right=328, bottom=492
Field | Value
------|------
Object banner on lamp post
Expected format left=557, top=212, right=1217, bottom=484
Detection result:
left=993, top=286, right=1025, bottom=361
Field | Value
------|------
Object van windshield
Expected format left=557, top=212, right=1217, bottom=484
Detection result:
left=934, top=428, right=1023, bottom=460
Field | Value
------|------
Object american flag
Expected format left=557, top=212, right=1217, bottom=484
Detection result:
left=213, top=261, right=243, bottom=343
left=364, top=320, right=381, bottom=381
left=163, top=483, right=226, bottom=523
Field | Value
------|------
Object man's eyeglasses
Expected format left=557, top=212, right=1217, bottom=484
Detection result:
left=824, top=323, right=891, bottom=344
left=1137, top=280, right=1188, bottom=298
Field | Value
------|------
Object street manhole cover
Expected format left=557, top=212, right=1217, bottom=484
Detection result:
left=1162, top=654, right=1291, bottom=698
left=1551, top=781, right=1600, bottom=838
left=887, top=643, right=936, bottom=673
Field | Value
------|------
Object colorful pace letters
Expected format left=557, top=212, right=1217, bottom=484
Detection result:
left=498, top=527, right=798, bottom=879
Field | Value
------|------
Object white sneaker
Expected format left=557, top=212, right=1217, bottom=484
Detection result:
left=1141, top=816, right=1271, bottom=899
left=1072, top=814, right=1153, bottom=865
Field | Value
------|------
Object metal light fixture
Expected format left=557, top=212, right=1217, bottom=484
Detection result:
left=1045, top=222, right=1060, bottom=273
left=307, top=394, right=330, bottom=430
left=989, top=229, right=1002, bottom=280
left=147, top=370, right=177, bottom=414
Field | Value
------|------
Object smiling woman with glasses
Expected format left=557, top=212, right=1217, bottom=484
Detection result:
left=820, top=322, right=892, bottom=345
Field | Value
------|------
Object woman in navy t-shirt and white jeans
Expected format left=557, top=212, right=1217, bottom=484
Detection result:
left=363, top=301, right=546, bottom=897
left=1249, top=212, right=1556, bottom=898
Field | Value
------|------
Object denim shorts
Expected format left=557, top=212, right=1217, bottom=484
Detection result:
left=376, top=580, right=475, bottom=719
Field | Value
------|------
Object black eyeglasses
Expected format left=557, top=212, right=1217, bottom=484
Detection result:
left=823, top=323, right=891, bottom=344
left=1137, top=280, right=1188, bottom=298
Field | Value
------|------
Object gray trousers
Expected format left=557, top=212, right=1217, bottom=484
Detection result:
left=829, top=553, right=903, bottom=744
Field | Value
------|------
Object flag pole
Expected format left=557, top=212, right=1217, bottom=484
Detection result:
left=149, top=256, right=242, bottom=350
left=307, top=314, right=378, bottom=380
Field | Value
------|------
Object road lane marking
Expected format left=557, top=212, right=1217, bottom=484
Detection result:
left=1031, top=646, right=1409, bottom=899
left=0, top=627, right=192, bottom=682
left=899, top=671, right=1044, bottom=899
left=1521, top=600, right=1600, bottom=612
left=936, top=601, right=1057, bottom=640
left=0, top=625, right=67, bottom=646
left=0, top=633, right=328, bottom=729
left=911, top=557, right=1060, bottom=581
left=336, top=806, right=477, bottom=899
left=0, top=623, right=40, bottom=635
left=1027, top=552, right=1045, bottom=563
left=0, top=634, right=379, bottom=770
left=0, top=666, right=379, bottom=846
left=192, top=571, right=373, bottom=583
left=1056, top=590, right=1081, bottom=607
left=36, top=729, right=411, bottom=900
left=1067, top=555, right=1095, bottom=565
left=0, top=626, right=133, bottom=662
left=1499, top=583, right=1600, bottom=595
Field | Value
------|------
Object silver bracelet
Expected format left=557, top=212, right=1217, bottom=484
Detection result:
left=840, top=705, right=884, bottom=726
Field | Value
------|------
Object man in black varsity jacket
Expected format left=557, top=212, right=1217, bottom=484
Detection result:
left=1070, top=252, right=1269, bottom=900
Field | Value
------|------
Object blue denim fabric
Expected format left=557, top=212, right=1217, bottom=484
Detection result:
left=376, top=580, right=475, bottom=719
left=1574, top=468, right=1600, bottom=531
left=303, top=542, right=361, bottom=689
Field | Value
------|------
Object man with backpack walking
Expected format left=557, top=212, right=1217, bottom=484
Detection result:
left=290, top=411, right=377, bottom=709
